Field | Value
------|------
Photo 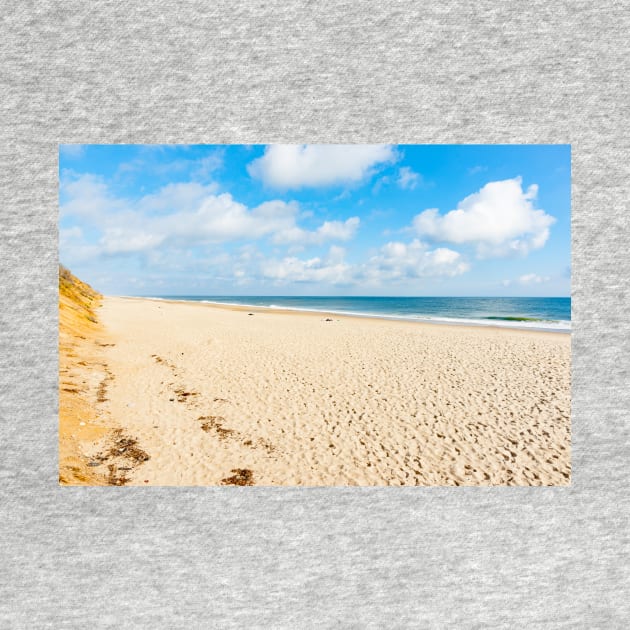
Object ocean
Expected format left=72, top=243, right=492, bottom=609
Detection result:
left=150, top=296, right=571, bottom=332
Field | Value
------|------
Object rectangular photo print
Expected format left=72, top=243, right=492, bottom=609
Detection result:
left=59, top=144, right=571, bottom=486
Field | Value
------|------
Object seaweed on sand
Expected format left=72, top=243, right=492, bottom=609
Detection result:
left=220, top=469, right=254, bottom=486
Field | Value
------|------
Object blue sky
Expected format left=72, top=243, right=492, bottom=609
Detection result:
left=59, top=144, right=570, bottom=297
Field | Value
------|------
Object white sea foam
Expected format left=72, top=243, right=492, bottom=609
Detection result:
left=184, top=299, right=571, bottom=332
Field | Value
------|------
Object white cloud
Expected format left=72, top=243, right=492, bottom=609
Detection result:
left=412, top=177, right=555, bottom=257
left=327, top=245, right=346, bottom=263
left=191, top=152, right=224, bottom=180
left=60, top=173, right=127, bottom=219
left=59, top=226, right=100, bottom=264
left=115, top=149, right=223, bottom=182
left=100, top=195, right=299, bottom=254
left=363, top=239, right=469, bottom=284
left=101, top=229, right=166, bottom=255
left=60, top=174, right=357, bottom=257
left=137, top=182, right=219, bottom=214
left=59, top=226, right=83, bottom=240
left=397, top=167, right=420, bottom=190
left=248, top=144, right=397, bottom=189
left=262, top=247, right=353, bottom=285
left=273, top=216, right=360, bottom=246
left=518, top=273, right=551, bottom=285
left=261, top=239, right=470, bottom=288
left=502, top=273, right=552, bottom=287
left=61, top=175, right=219, bottom=223
left=60, top=145, right=85, bottom=159
left=372, top=176, right=390, bottom=195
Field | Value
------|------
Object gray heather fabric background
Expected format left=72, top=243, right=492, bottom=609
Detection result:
left=1, top=1, right=629, bottom=628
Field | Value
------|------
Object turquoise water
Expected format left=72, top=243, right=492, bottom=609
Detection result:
left=151, top=296, right=571, bottom=331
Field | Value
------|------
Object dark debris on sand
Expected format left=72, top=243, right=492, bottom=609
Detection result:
left=198, top=416, right=275, bottom=454
left=106, top=430, right=150, bottom=463
left=220, top=469, right=254, bottom=486
left=198, top=415, right=233, bottom=439
left=96, top=366, right=114, bottom=403
left=175, top=388, right=199, bottom=403
left=91, top=429, right=150, bottom=485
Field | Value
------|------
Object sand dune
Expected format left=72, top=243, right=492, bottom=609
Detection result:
left=59, top=268, right=151, bottom=485
left=73, top=296, right=571, bottom=486
left=58, top=266, right=110, bottom=485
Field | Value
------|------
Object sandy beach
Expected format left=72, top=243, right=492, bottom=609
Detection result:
left=62, top=295, right=570, bottom=486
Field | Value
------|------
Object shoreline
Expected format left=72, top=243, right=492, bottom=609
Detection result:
left=115, top=295, right=571, bottom=334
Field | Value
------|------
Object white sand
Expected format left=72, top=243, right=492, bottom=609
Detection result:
left=88, top=296, right=570, bottom=486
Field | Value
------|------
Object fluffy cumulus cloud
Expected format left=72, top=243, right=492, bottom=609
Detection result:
left=262, top=247, right=353, bottom=285
left=412, top=177, right=555, bottom=257
left=247, top=144, right=397, bottom=189
left=273, top=217, right=360, bottom=246
left=364, top=239, right=469, bottom=283
left=101, top=196, right=294, bottom=253
left=60, top=174, right=360, bottom=258
left=261, top=239, right=469, bottom=287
